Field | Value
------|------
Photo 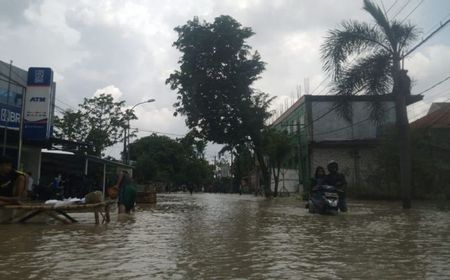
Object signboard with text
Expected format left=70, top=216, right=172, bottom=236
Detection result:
left=24, top=67, right=54, bottom=141
left=0, top=104, right=21, bottom=130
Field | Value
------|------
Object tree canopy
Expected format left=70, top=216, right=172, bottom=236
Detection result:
left=129, top=134, right=213, bottom=188
left=321, top=0, right=420, bottom=208
left=321, top=0, right=419, bottom=121
left=166, top=15, right=272, bottom=146
left=54, top=93, right=135, bottom=156
left=167, top=15, right=274, bottom=196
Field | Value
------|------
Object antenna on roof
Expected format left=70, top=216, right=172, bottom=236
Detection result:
left=296, top=84, right=301, bottom=99
left=304, top=77, right=310, bottom=95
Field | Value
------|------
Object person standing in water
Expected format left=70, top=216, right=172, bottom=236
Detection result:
left=116, top=171, right=137, bottom=214
left=0, top=156, right=27, bottom=205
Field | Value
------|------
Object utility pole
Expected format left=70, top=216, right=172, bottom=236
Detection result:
left=122, top=127, right=127, bottom=163
left=122, top=99, right=155, bottom=164
left=395, top=18, right=450, bottom=209
left=2, top=60, right=12, bottom=156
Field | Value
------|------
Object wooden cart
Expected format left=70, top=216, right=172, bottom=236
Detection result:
left=2, top=200, right=115, bottom=224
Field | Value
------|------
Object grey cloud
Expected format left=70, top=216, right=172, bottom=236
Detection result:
left=0, top=0, right=38, bottom=26
left=1, top=0, right=449, bottom=159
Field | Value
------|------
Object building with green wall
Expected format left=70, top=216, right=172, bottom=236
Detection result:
left=270, top=94, right=422, bottom=194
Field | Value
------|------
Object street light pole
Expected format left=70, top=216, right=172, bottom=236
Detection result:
left=123, top=99, right=155, bottom=164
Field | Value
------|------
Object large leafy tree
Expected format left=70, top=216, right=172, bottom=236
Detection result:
left=54, top=93, right=135, bottom=156
left=167, top=15, right=273, bottom=196
left=321, top=0, right=419, bottom=208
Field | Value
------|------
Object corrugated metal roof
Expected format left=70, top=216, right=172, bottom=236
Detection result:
left=411, top=103, right=450, bottom=129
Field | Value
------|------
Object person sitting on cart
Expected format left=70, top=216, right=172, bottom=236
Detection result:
left=0, top=156, right=27, bottom=206
left=325, top=160, right=348, bottom=212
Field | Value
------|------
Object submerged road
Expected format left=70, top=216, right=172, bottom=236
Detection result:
left=1, top=193, right=449, bottom=279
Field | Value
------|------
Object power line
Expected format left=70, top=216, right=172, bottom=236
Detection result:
left=423, top=12, right=450, bottom=35
left=409, top=88, right=450, bottom=119
left=55, top=98, right=77, bottom=110
left=315, top=92, right=450, bottom=137
left=387, top=0, right=400, bottom=13
left=380, top=0, right=388, bottom=15
left=132, top=127, right=186, bottom=137
left=400, top=0, right=425, bottom=23
left=310, top=78, right=329, bottom=95
left=415, top=76, right=450, bottom=95
left=403, top=18, right=450, bottom=58
left=410, top=92, right=448, bottom=117
left=392, top=0, right=411, bottom=19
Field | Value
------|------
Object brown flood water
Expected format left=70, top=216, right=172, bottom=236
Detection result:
left=1, top=193, right=450, bottom=280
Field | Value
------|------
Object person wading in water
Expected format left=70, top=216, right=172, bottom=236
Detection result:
left=0, top=156, right=27, bottom=206
left=115, top=171, right=137, bottom=214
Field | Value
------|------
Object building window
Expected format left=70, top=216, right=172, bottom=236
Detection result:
left=0, top=89, right=23, bottom=108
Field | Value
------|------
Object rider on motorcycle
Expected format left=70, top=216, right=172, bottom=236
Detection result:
left=325, top=161, right=348, bottom=212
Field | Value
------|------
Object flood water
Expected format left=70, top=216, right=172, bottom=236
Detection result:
left=1, top=193, right=450, bottom=280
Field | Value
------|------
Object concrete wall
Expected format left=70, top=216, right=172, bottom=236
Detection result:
left=270, top=168, right=302, bottom=193
left=311, top=101, right=396, bottom=142
left=310, top=147, right=377, bottom=188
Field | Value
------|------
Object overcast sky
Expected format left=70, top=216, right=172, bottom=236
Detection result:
left=1, top=0, right=449, bottom=160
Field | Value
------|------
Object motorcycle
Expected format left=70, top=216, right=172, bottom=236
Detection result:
left=308, top=185, right=339, bottom=215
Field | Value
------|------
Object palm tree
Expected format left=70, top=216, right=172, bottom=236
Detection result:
left=321, top=0, right=420, bottom=208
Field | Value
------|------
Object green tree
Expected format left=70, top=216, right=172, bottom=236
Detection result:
left=166, top=15, right=273, bottom=196
left=321, top=0, right=419, bottom=208
left=129, top=134, right=213, bottom=188
left=232, top=146, right=255, bottom=193
left=262, top=129, right=294, bottom=197
left=54, top=93, right=135, bottom=156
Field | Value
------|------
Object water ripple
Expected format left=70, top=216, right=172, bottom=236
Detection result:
left=1, top=194, right=449, bottom=279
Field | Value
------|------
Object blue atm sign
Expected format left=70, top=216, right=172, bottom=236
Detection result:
left=27, top=68, right=52, bottom=86
left=24, top=67, right=54, bottom=141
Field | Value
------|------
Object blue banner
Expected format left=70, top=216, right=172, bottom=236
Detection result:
left=27, top=68, right=52, bottom=86
left=0, top=103, right=21, bottom=130
left=25, top=67, right=54, bottom=141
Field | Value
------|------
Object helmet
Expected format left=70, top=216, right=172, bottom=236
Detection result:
left=327, top=160, right=338, bottom=170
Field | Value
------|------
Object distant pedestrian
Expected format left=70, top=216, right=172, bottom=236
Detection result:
left=325, top=161, right=348, bottom=212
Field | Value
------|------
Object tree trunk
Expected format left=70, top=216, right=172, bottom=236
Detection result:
left=393, top=59, right=412, bottom=209
left=272, top=167, right=279, bottom=197
left=255, top=149, right=272, bottom=198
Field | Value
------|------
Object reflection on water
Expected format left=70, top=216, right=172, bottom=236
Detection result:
left=1, top=194, right=450, bottom=279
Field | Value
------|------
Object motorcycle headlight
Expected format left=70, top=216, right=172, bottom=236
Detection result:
left=327, top=199, right=338, bottom=207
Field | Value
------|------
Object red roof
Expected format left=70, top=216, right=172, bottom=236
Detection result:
left=410, top=103, right=450, bottom=129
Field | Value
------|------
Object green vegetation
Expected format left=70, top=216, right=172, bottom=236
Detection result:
left=262, top=128, right=295, bottom=197
left=321, top=0, right=420, bottom=208
left=129, top=133, right=213, bottom=189
left=167, top=15, right=274, bottom=196
left=364, top=127, right=450, bottom=200
left=54, top=93, right=134, bottom=156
